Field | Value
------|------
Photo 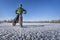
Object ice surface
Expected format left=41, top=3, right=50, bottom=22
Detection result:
left=0, top=23, right=60, bottom=40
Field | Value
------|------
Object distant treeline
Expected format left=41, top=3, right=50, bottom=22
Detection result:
left=0, top=19, right=60, bottom=23
left=24, top=20, right=60, bottom=23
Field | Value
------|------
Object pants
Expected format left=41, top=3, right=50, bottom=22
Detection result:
left=12, top=14, right=23, bottom=27
left=19, top=14, right=23, bottom=27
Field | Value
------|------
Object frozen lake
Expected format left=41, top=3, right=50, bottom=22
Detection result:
left=0, top=23, right=60, bottom=40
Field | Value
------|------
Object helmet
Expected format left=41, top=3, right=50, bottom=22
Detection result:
left=20, top=4, right=22, bottom=7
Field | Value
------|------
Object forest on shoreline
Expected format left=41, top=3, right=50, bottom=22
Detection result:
left=0, top=19, right=60, bottom=23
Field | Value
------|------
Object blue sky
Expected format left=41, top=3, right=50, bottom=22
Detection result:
left=0, top=0, right=60, bottom=21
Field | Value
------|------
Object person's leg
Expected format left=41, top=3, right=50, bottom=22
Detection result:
left=16, top=14, right=19, bottom=23
left=19, top=14, right=22, bottom=27
left=21, top=16, right=23, bottom=27
left=12, top=14, right=19, bottom=26
left=12, top=17, right=17, bottom=26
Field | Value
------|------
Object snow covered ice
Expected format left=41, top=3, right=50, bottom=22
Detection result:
left=0, top=23, right=60, bottom=40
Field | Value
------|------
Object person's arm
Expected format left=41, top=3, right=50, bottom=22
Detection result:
left=23, top=8, right=27, bottom=14
left=15, top=10, right=18, bottom=14
left=15, top=8, right=18, bottom=14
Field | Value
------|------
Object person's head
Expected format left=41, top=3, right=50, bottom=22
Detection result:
left=19, top=4, right=22, bottom=8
